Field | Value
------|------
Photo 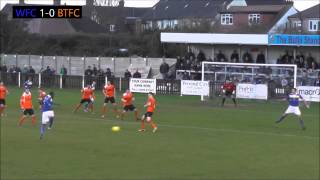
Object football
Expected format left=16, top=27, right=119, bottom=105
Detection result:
left=111, top=126, right=120, bottom=132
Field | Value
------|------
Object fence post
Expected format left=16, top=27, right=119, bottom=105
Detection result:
left=112, top=57, right=115, bottom=73
left=38, top=73, right=41, bottom=88
left=83, top=57, right=86, bottom=75
left=28, top=54, right=31, bottom=67
left=82, top=75, right=85, bottom=88
left=15, top=54, right=18, bottom=67
left=54, top=56, right=57, bottom=72
left=60, top=74, right=63, bottom=89
left=18, top=72, right=21, bottom=87
left=68, top=57, right=71, bottom=75
left=119, top=77, right=122, bottom=91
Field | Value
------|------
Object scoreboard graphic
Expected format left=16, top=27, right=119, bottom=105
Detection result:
left=12, top=6, right=82, bottom=18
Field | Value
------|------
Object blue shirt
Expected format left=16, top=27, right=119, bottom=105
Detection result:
left=24, top=80, right=32, bottom=90
left=288, top=93, right=303, bottom=107
left=42, top=95, right=53, bottom=112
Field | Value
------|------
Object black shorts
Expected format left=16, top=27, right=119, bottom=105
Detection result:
left=104, top=97, right=115, bottom=104
left=224, top=91, right=233, bottom=97
left=80, top=99, right=91, bottom=104
left=0, top=99, right=5, bottom=106
left=38, top=100, right=43, bottom=105
left=23, top=109, right=34, bottom=116
left=144, top=112, right=153, bottom=117
left=123, top=105, right=136, bottom=112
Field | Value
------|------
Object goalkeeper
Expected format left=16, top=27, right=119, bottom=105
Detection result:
left=221, top=79, right=237, bottom=107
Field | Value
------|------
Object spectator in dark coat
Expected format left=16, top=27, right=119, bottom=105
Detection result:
left=230, top=50, right=239, bottom=63
left=93, top=64, right=98, bottom=76
left=124, top=69, right=132, bottom=79
left=197, top=51, right=206, bottom=62
left=160, top=60, right=170, bottom=79
left=256, top=51, right=266, bottom=64
left=242, top=51, right=253, bottom=63
left=133, top=69, right=141, bottom=78
left=105, top=68, right=112, bottom=79
left=314, top=75, right=320, bottom=86
left=306, top=53, right=315, bottom=69
left=217, top=50, right=227, bottom=62
left=182, top=71, right=190, bottom=80
left=85, top=66, right=93, bottom=76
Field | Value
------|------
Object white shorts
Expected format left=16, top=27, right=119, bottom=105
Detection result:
left=284, top=106, right=301, bottom=116
left=42, top=111, right=54, bottom=124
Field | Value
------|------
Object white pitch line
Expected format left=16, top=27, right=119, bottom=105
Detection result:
left=66, top=116, right=319, bottom=140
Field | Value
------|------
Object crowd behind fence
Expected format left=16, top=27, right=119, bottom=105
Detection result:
left=0, top=71, right=304, bottom=100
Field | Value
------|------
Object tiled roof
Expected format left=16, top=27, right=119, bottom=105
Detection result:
left=289, top=4, right=320, bottom=19
left=221, top=5, right=286, bottom=13
left=142, top=0, right=233, bottom=20
left=245, top=0, right=288, bottom=5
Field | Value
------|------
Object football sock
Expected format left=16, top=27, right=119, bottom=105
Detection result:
left=232, top=98, right=237, bottom=106
left=222, top=98, right=226, bottom=106
left=18, top=117, right=26, bottom=126
left=299, top=118, right=305, bottom=129
left=150, top=121, right=157, bottom=129
left=49, top=117, right=54, bottom=128
left=40, top=124, right=46, bottom=137
left=141, top=120, right=145, bottom=129
left=134, top=111, right=138, bottom=121
left=31, top=116, right=36, bottom=125
left=276, top=114, right=287, bottom=123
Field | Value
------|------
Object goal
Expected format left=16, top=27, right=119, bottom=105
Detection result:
left=200, top=62, right=298, bottom=101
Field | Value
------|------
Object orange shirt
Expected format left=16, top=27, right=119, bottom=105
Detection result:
left=82, top=87, right=93, bottom=99
left=147, top=96, right=156, bottom=112
left=20, top=92, right=33, bottom=109
left=38, top=90, right=46, bottom=100
left=104, top=85, right=115, bottom=97
left=0, top=85, right=8, bottom=99
left=122, top=92, right=133, bottom=106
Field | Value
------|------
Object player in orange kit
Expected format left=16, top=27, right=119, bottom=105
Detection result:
left=19, top=89, right=36, bottom=126
left=101, top=80, right=119, bottom=118
left=73, top=85, right=93, bottom=112
left=38, top=88, right=46, bottom=109
left=0, top=81, right=9, bottom=117
left=120, top=89, right=138, bottom=121
left=139, top=92, right=157, bottom=133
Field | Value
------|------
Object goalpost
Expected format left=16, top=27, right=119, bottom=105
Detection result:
left=201, top=62, right=298, bottom=101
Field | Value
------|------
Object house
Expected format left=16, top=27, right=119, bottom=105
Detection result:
left=287, top=4, right=320, bottom=34
left=141, top=0, right=233, bottom=31
left=216, top=2, right=297, bottom=34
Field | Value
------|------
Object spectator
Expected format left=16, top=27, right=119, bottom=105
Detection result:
left=314, top=75, right=320, bottom=86
left=22, top=65, right=29, bottom=74
left=160, top=60, right=170, bottom=79
left=105, top=68, right=113, bottom=79
left=29, top=66, right=35, bottom=74
left=295, top=56, right=305, bottom=68
left=242, top=51, right=253, bottom=63
left=311, top=61, right=319, bottom=71
left=230, top=50, right=239, bottom=63
left=85, top=66, right=93, bottom=76
left=281, top=50, right=293, bottom=64
left=184, top=59, right=191, bottom=70
left=295, top=52, right=305, bottom=62
left=133, top=69, right=141, bottom=78
left=300, top=70, right=309, bottom=86
left=124, top=69, right=132, bottom=79
left=182, top=71, right=190, bottom=80
left=306, top=53, right=315, bottom=69
left=256, top=51, right=266, bottom=64
left=60, top=65, right=67, bottom=87
left=196, top=51, right=205, bottom=62
left=217, top=50, right=227, bottom=62
left=93, top=64, right=98, bottom=76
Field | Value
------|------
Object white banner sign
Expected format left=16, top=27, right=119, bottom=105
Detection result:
left=297, top=86, right=320, bottom=102
left=236, top=84, right=268, bottom=100
left=181, top=80, right=209, bottom=96
left=130, top=78, right=156, bottom=94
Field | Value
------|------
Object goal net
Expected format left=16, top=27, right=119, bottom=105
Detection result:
left=201, top=62, right=297, bottom=101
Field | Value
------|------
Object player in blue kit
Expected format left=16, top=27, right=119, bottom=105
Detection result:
left=40, top=92, right=55, bottom=139
left=276, top=88, right=309, bottom=130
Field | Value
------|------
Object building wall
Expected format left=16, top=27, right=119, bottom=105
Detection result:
left=302, top=18, right=320, bottom=34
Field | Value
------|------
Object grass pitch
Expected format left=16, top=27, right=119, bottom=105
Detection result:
left=1, top=87, right=319, bottom=180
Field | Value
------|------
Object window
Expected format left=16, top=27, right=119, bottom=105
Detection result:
left=309, top=20, right=320, bottom=31
left=109, top=24, right=115, bottom=32
left=221, top=14, right=233, bottom=25
left=248, top=14, right=260, bottom=24
left=293, top=20, right=301, bottom=28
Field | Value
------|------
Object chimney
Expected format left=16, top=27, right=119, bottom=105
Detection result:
left=19, top=0, right=24, bottom=5
left=118, top=0, right=125, bottom=7
left=53, top=0, right=61, bottom=5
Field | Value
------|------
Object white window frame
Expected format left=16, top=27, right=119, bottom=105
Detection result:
left=308, top=19, right=320, bottom=31
left=109, top=24, right=115, bottom=32
left=248, top=14, right=260, bottom=25
left=293, top=20, right=301, bottom=28
left=221, top=14, right=233, bottom=25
